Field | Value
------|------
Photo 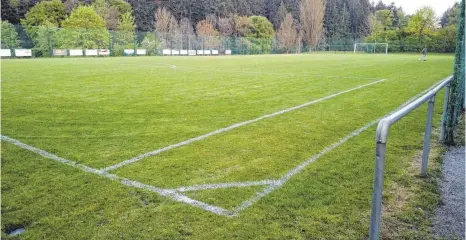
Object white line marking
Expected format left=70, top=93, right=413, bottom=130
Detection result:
left=1, top=78, right=445, bottom=217
left=1, top=135, right=234, bottom=216
left=170, top=180, right=278, bottom=192
left=229, top=80, right=445, bottom=215
left=230, top=119, right=379, bottom=215
left=102, top=78, right=387, bottom=172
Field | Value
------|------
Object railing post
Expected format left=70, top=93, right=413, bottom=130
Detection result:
left=440, top=83, right=451, bottom=141
left=421, top=95, right=436, bottom=177
left=369, top=141, right=387, bottom=240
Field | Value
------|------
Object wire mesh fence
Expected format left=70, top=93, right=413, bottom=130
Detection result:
left=0, top=25, right=459, bottom=58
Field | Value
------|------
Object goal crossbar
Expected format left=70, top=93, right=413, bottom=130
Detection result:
left=353, top=43, right=388, bottom=54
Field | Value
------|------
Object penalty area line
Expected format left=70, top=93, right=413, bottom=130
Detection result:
left=229, top=79, right=445, bottom=215
left=169, top=179, right=278, bottom=192
left=102, top=78, right=387, bottom=172
left=0, top=135, right=234, bottom=216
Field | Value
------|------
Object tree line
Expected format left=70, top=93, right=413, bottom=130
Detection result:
left=0, top=0, right=460, bottom=56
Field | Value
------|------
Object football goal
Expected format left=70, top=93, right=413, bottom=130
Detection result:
left=353, top=43, right=388, bottom=54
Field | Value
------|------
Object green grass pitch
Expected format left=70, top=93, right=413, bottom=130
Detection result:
left=1, top=54, right=454, bottom=239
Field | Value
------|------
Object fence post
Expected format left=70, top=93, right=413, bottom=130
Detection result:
left=9, top=25, right=14, bottom=57
left=134, top=31, right=137, bottom=56
left=369, top=140, right=387, bottom=240
left=108, top=31, right=113, bottom=56
left=421, top=95, right=436, bottom=177
left=154, top=31, right=157, bottom=55
left=47, top=26, right=52, bottom=57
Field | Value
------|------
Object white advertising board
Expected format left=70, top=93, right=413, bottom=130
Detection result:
left=172, top=50, right=180, bottom=55
left=15, top=49, right=32, bottom=57
left=212, top=50, right=219, bottom=55
left=163, top=49, right=171, bottom=55
left=136, top=49, right=147, bottom=55
left=180, top=50, right=188, bottom=55
left=53, top=49, right=67, bottom=56
left=204, top=50, right=211, bottom=55
left=85, top=49, right=98, bottom=56
left=1, top=49, right=12, bottom=57
left=188, top=50, right=196, bottom=56
left=197, top=50, right=204, bottom=55
left=69, top=49, right=83, bottom=56
left=98, top=49, right=110, bottom=56
left=225, top=49, right=232, bottom=55
left=124, top=49, right=135, bottom=55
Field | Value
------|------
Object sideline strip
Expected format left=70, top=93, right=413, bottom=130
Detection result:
left=102, top=78, right=387, bottom=172
left=229, top=79, right=446, bottom=215
left=0, top=78, right=446, bottom=217
left=1, top=135, right=234, bottom=216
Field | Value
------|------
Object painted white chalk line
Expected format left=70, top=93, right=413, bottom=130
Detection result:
left=1, top=79, right=444, bottom=217
left=102, top=78, right=387, bottom=172
left=0, top=135, right=234, bottom=216
left=169, top=180, right=278, bottom=192
left=157, top=79, right=444, bottom=215
left=228, top=79, right=446, bottom=215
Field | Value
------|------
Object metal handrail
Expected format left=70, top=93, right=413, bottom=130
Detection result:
left=369, top=76, right=453, bottom=240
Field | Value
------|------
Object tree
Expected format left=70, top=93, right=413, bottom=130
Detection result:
left=440, top=2, right=460, bottom=28
left=56, top=6, right=109, bottom=49
left=127, top=0, right=156, bottom=31
left=108, top=0, right=132, bottom=16
left=16, top=0, right=35, bottom=25
left=433, top=24, right=457, bottom=52
left=155, top=7, right=174, bottom=33
left=1, top=0, right=18, bottom=24
left=140, top=32, right=160, bottom=55
left=218, top=17, right=234, bottom=36
left=93, top=0, right=119, bottom=30
left=63, top=0, right=78, bottom=14
left=375, top=9, right=394, bottom=30
left=234, top=15, right=252, bottom=37
left=407, top=6, right=436, bottom=42
left=246, top=16, right=274, bottom=53
left=112, top=12, right=136, bottom=55
left=366, top=13, right=382, bottom=36
left=180, top=17, right=194, bottom=49
left=155, top=7, right=180, bottom=48
left=300, top=0, right=325, bottom=48
left=277, top=13, right=297, bottom=53
left=0, top=21, right=19, bottom=48
left=93, top=0, right=132, bottom=30
left=247, top=15, right=274, bottom=38
left=196, top=19, right=220, bottom=49
left=33, top=23, right=57, bottom=57
left=21, top=0, right=67, bottom=39
left=272, top=1, right=287, bottom=29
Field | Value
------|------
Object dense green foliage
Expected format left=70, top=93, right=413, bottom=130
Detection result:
left=20, top=0, right=66, bottom=39
left=1, top=54, right=454, bottom=238
left=0, top=0, right=460, bottom=54
left=0, top=21, right=19, bottom=48
left=56, top=6, right=109, bottom=48
left=365, top=4, right=461, bottom=53
left=444, top=0, right=465, bottom=144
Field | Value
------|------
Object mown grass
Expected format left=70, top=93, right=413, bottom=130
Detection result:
left=1, top=54, right=454, bottom=239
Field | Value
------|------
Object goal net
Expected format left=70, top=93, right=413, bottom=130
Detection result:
left=353, top=43, right=388, bottom=54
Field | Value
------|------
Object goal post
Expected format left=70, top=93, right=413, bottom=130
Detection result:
left=353, top=43, right=388, bottom=54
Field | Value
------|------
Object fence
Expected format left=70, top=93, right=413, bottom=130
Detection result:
left=0, top=25, right=458, bottom=58
left=369, top=76, right=453, bottom=239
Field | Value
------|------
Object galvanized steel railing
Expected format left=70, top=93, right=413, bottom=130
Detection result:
left=369, top=76, right=453, bottom=239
